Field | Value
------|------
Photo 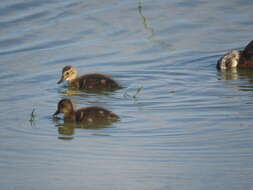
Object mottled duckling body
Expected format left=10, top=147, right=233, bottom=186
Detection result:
left=57, top=66, right=122, bottom=91
left=53, top=99, right=119, bottom=123
left=217, top=40, right=253, bottom=70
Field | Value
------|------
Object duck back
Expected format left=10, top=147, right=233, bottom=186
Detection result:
left=243, top=40, right=253, bottom=59
left=74, top=73, right=121, bottom=91
left=75, top=106, right=119, bottom=123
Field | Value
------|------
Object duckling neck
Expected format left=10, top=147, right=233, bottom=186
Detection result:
left=68, top=77, right=76, bottom=83
left=64, top=111, right=76, bottom=122
left=68, top=72, right=78, bottom=84
left=68, top=77, right=78, bottom=85
left=69, top=78, right=81, bottom=88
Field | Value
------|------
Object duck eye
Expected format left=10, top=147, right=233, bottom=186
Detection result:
left=65, top=72, right=69, bottom=76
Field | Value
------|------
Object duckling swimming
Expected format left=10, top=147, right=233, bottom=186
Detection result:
left=217, top=40, right=253, bottom=70
left=57, top=65, right=122, bottom=91
left=53, top=99, right=119, bottom=123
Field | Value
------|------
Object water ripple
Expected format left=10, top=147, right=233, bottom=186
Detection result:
left=1, top=0, right=253, bottom=189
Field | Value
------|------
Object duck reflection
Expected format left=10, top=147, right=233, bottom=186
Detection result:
left=54, top=119, right=116, bottom=140
left=218, top=68, right=253, bottom=81
left=218, top=68, right=240, bottom=81
left=218, top=68, right=253, bottom=91
left=57, top=123, right=75, bottom=140
left=59, top=85, right=112, bottom=98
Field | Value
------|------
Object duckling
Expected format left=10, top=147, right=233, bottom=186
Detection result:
left=53, top=99, right=119, bottom=123
left=57, top=65, right=122, bottom=91
left=217, top=40, right=253, bottom=70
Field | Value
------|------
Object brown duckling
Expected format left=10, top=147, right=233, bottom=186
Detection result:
left=217, top=40, right=253, bottom=70
left=53, top=99, right=119, bottom=123
left=57, top=65, right=122, bottom=91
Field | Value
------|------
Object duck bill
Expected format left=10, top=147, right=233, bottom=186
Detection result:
left=57, top=76, right=64, bottom=84
left=53, top=110, right=60, bottom=116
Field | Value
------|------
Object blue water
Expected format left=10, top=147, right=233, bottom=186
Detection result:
left=1, top=0, right=253, bottom=189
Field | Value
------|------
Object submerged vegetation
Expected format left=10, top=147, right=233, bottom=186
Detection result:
left=133, top=86, right=144, bottom=99
left=29, top=108, right=36, bottom=124
left=138, top=0, right=174, bottom=50
left=124, top=86, right=144, bottom=99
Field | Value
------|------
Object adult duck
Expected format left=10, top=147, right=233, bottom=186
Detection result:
left=217, top=40, right=253, bottom=70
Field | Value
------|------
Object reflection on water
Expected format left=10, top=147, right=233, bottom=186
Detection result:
left=218, top=68, right=253, bottom=92
left=54, top=117, right=115, bottom=140
left=219, top=68, right=253, bottom=81
left=218, top=68, right=241, bottom=81
left=58, top=85, right=117, bottom=98
left=58, top=124, right=75, bottom=140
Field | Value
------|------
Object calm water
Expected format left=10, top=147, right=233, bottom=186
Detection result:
left=1, top=0, right=253, bottom=189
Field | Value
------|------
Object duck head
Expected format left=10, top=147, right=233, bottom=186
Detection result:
left=57, top=66, right=78, bottom=84
left=217, top=50, right=242, bottom=70
left=53, top=99, right=74, bottom=116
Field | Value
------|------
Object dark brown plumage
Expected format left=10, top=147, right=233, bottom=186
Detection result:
left=217, top=40, right=253, bottom=70
left=57, top=65, right=122, bottom=91
left=53, top=99, right=119, bottom=123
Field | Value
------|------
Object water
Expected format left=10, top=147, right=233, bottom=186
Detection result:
left=1, top=0, right=253, bottom=189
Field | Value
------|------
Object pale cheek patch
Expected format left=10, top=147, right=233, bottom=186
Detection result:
left=64, top=69, right=77, bottom=82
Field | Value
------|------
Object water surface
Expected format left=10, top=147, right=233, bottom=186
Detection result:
left=1, top=0, right=253, bottom=189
